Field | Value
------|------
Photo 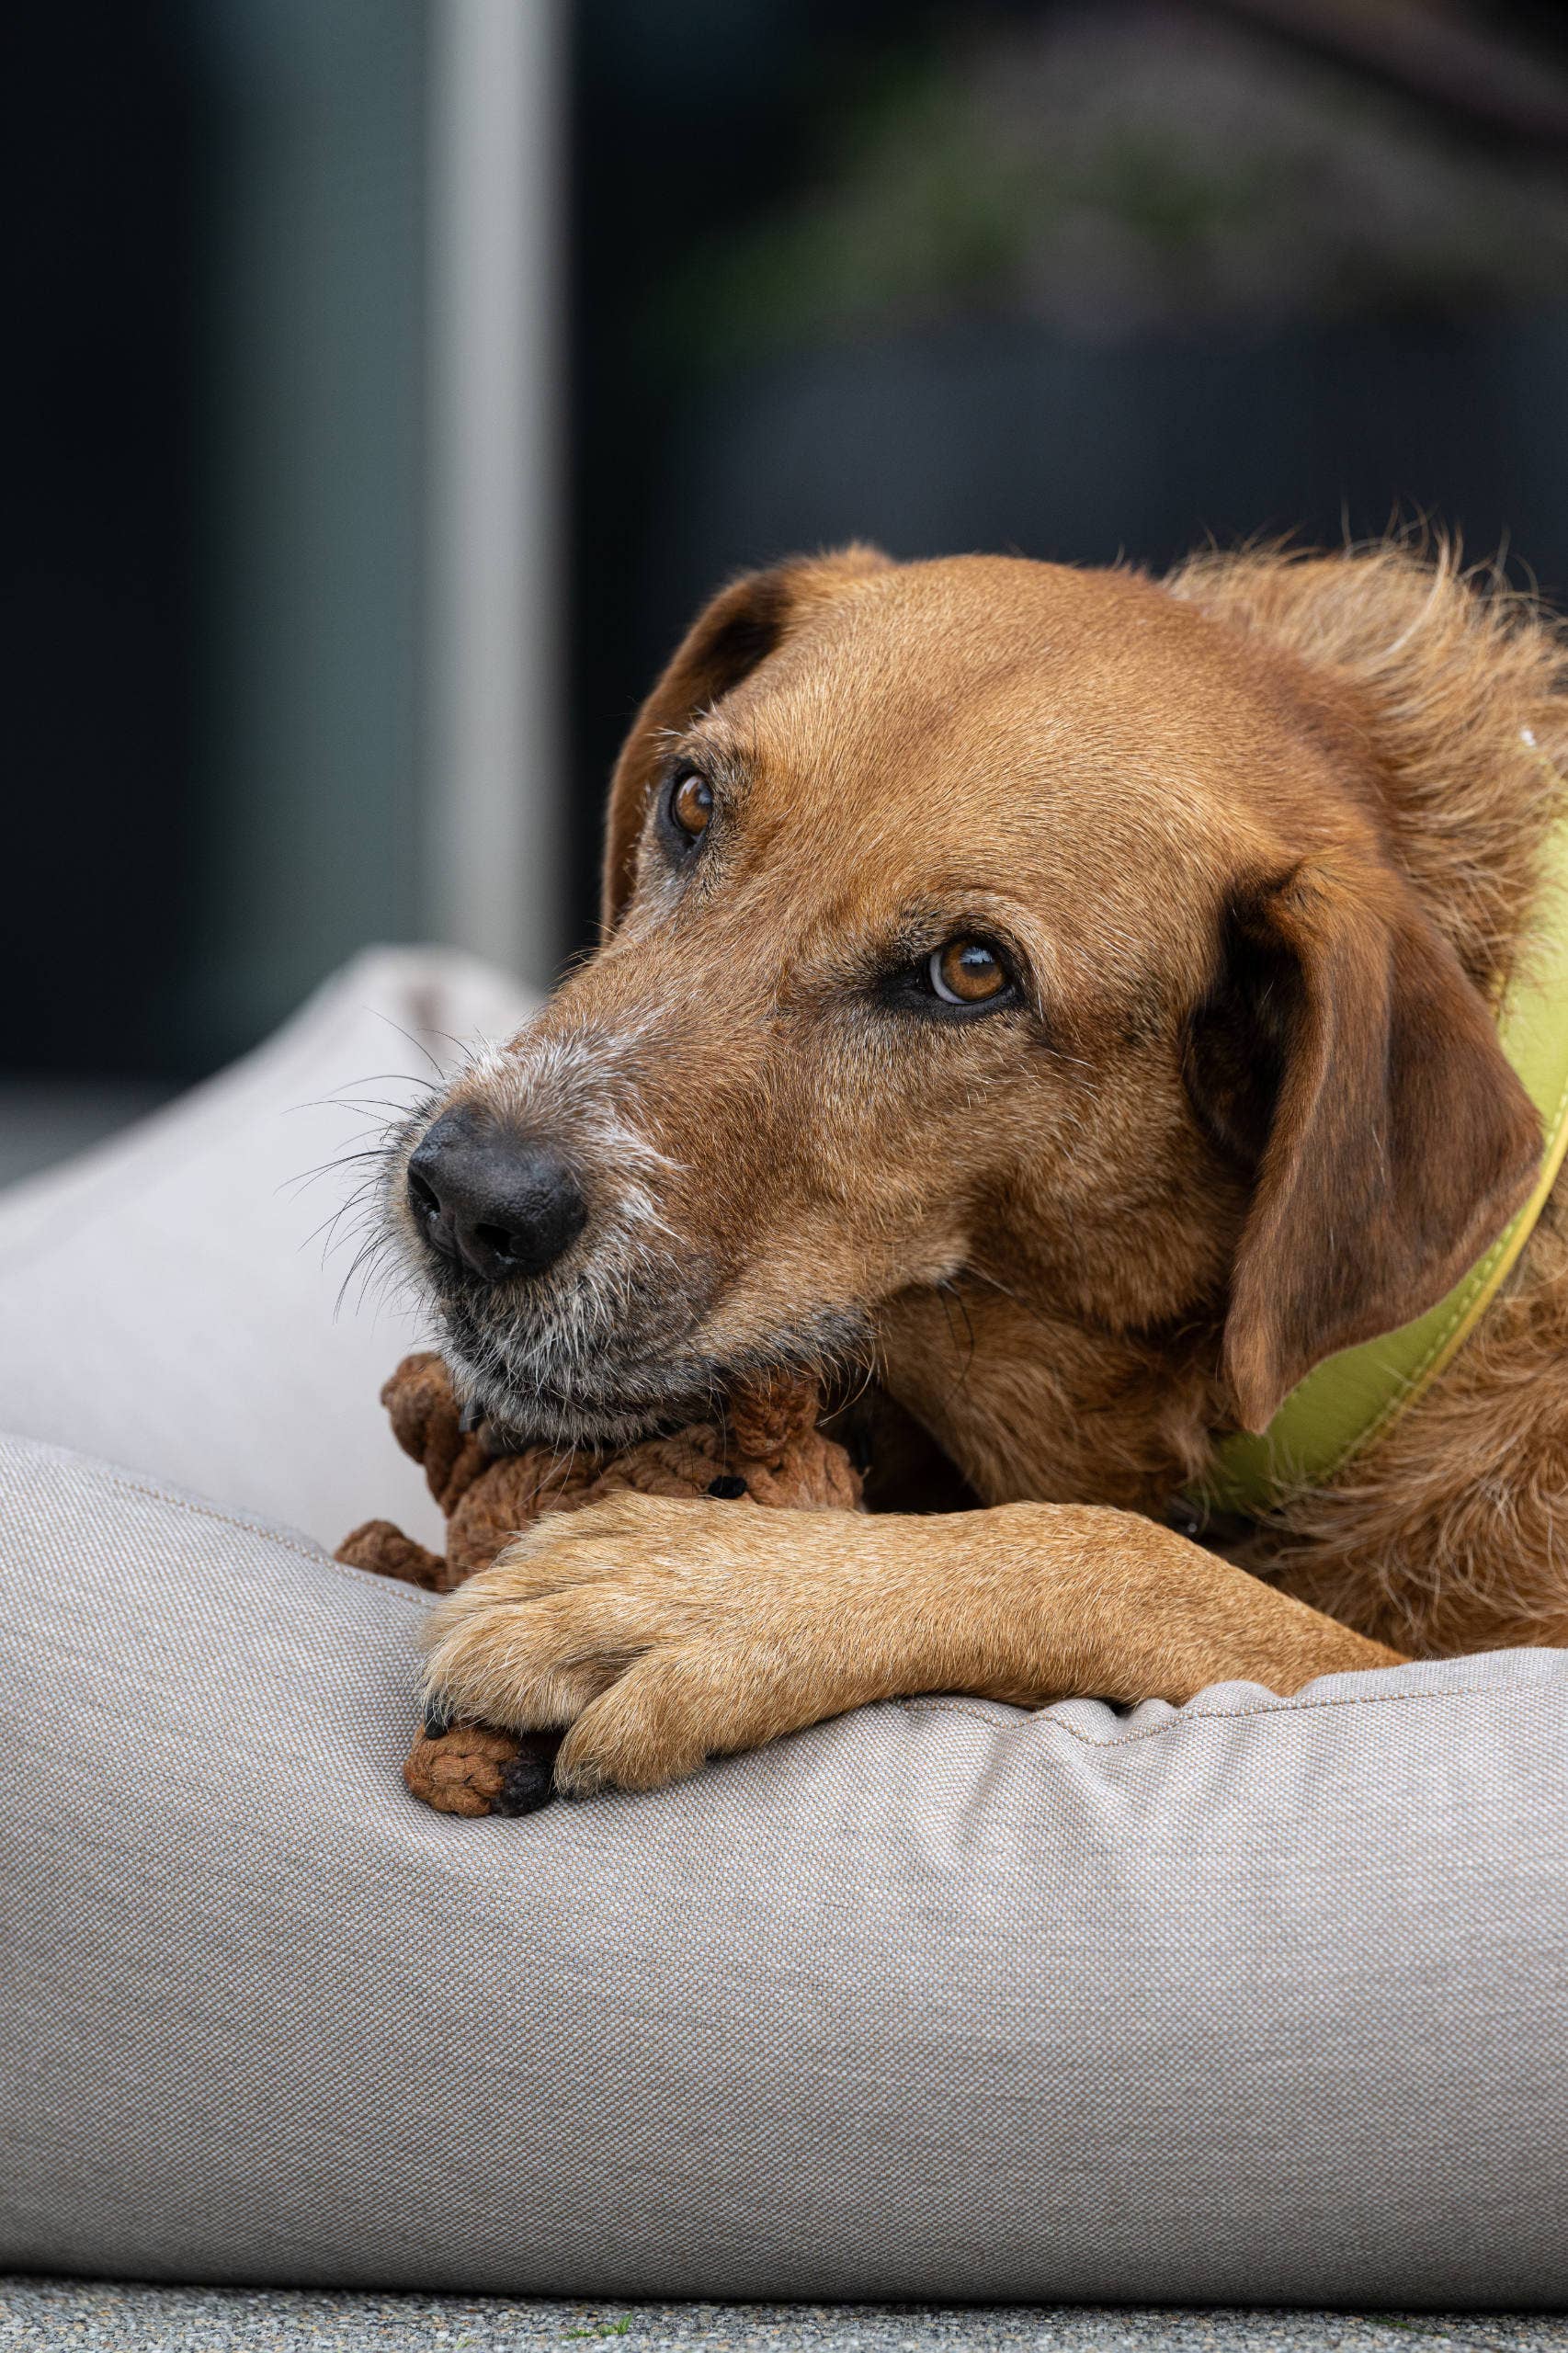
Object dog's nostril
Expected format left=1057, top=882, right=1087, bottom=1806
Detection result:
left=406, top=1110, right=587, bottom=1285
left=473, top=1219, right=523, bottom=1262
left=405, top=1162, right=454, bottom=1264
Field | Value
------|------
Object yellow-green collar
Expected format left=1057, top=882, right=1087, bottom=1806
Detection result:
left=1199, top=807, right=1568, bottom=1521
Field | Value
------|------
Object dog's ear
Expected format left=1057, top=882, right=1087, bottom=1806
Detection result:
left=1186, top=855, right=1541, bottom=1433
left=601, top=545, right=891, bottom=930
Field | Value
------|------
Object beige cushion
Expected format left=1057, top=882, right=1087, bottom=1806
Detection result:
left=2, top=1427, right=1566, bottom=2302
left=0, top=947, right=532, bottom=1548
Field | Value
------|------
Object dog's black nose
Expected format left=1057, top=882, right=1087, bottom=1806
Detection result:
left=406, top=1112, right=587, bottom=1283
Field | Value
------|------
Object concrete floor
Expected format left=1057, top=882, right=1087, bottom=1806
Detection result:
left=2, top=2283, right=1565, bottom=2353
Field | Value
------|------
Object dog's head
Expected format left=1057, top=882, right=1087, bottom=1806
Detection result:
left=387, top=548, right=1542, bottom=1492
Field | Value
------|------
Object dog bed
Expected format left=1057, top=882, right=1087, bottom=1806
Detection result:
left=2, top=949, right=1566, bottom=2304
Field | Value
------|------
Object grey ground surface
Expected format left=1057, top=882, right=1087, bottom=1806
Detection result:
left=3, top=2284, right=1567, bottom=2353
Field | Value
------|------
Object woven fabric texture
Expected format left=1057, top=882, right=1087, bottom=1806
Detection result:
left=4, top=1428, right=1567, bottom=2304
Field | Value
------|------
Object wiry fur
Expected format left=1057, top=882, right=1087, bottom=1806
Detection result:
left=1167, top=537, right=1568, bottom=992
left=1169, top=539, right=1568, bottom=1654
left=382, top=536, right=1568, bottom=1793
left=383, top=1008, right=876, bottom=1449
left=1244, top=1186, right=1568, bottom=1654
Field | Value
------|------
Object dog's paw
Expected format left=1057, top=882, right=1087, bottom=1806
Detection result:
left=418, top=1491, right=894, bottom=1796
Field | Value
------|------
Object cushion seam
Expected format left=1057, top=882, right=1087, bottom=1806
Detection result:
left=900, top=1677, right=1548, bottom=1748
left=22, top=1457, right=1555, bottom=1724
left=93, top=1467, right=432, bottom=1607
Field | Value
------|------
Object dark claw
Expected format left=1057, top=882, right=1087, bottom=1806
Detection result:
left=707, top=1473, right=748, bottom=1499
left=422, top=1698, right=457, bottom=1738
left=458, top=1397, right=484, bottom=1434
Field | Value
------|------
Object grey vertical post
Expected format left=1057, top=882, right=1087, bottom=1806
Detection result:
left=426, top=0, right=566, bottom=989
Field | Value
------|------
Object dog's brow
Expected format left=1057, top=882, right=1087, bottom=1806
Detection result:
left=658, top=723, right=755, bottom=803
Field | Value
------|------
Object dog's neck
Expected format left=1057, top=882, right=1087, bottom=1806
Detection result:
left=874, top=1279, right=1227, bottom=1516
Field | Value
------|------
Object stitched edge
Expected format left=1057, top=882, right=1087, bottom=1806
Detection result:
left=88, top=1463, right=434, bottom=1609
left=29, top=1459, right=1556, bottom=1742
left=899, top=1675, right=1551, bottom=1749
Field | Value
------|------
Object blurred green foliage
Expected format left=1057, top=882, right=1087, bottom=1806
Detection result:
left=652, top=6, right=1568, bottom=374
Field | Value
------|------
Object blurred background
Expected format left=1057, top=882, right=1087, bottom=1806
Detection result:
left=6, top=0, right=1568, bottom=1180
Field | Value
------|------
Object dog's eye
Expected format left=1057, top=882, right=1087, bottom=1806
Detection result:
left=667, top=770, right=713, bottom=842
left=926, top=938, right=1010, bottom=1006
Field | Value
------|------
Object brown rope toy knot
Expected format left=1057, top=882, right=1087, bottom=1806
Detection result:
left=336, top=1352, right=863, bottom=1817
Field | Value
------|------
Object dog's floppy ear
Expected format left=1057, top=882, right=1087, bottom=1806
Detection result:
left=601, top=545, right=890, bottom=930
left=1187, top=854, right=1541, bottom=1433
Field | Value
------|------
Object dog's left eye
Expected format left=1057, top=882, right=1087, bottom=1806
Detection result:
left=666, top=770, right=713, bottom=842
left=925, top=938, right=1012, bottom=1007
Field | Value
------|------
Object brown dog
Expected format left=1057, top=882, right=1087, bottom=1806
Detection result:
left=384, top=540, right=1568, bottom=1795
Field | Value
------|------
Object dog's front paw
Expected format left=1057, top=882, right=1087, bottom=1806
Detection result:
left=418, top=1491, right=892, bottom=1796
